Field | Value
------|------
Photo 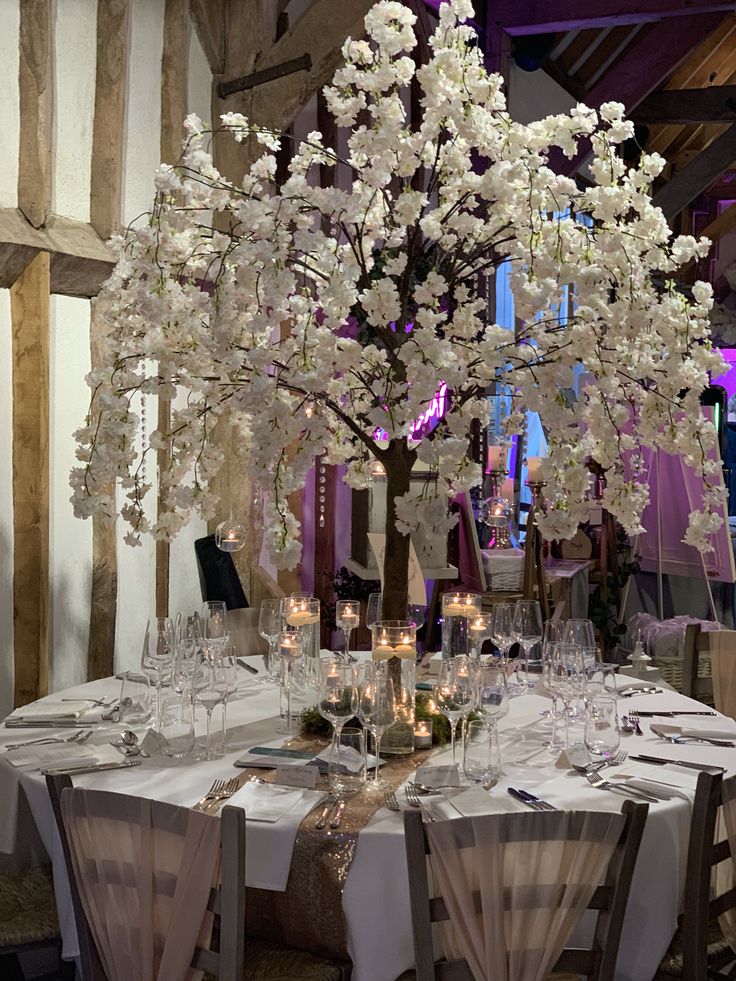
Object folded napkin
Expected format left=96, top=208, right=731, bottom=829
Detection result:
left=450, top=786, right=523, bottom=816
left=8, top=703, right=79, bottom=723
left=5, top=745, right=98, bottom=769
left=617, top=763, right=700, bottom=794
left=680, top=720, right=736, bottom=740
left=612, top=776, right=692, bottom=801
left=225, top=782, right=328, bottom=891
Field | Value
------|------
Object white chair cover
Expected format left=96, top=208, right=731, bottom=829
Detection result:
left=60, top=788, right=221, bottom=981
left=426, top=811, right=625, bottom=981
left=710, top=630, right=736, bottom=720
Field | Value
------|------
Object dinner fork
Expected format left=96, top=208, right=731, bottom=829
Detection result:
left=4, top=730, right=92, bottom=752
left=405, top=785, right=436, bottom=821
left=384, top=788, right=399, bottom=811
left=203, top=777, right=241, bottom=813
left=626, top=711, right=644, bottom=736
left=60, top=695, right=115, bottom=706
left=193, top=779, right=228, bottom=812
left=585, top=769, right=659, bottom=803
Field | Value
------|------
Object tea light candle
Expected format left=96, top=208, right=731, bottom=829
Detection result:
left=470, top=617, right=487, bottom=633
left=526, top=456, right=543, bottom=482
left=487, top=445, right=506, bottom=471
left=414, top=720, right=432, bottom=749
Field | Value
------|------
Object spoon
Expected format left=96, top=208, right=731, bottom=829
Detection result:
left=110, top=730, right=150, bottom=757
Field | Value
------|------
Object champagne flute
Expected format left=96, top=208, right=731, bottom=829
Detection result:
left=435, top=658, right=474, bottom=766
left=318, top=658, right=357, bottom=756
left=191, top=649, right=225, bottom=760
left=357, top=661, right=396, bottom=790
left=547, top=642, right=582, bottom=750
left=141, top=616, right=175, bottom=729
left=258, top=599, right=282, bottom=681
left=365, top=592, right=382, bottom=631
left=215, top=646, right=239, bottom=754
left=513, top=600, right=543, bottom=691
left=173, top=614, right=201, bottom=695
left=335, top=600, right=360, bottom=658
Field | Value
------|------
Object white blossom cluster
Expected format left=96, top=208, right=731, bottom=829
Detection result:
left=71, top=0, right=726, bottom=565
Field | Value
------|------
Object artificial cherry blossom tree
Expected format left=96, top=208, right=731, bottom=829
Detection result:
left=72, top=0, right=726, bottom=622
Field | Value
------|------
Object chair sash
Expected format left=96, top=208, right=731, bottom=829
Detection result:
left=60, top=788, right=221, bottom=981
left=710, top=630, right=736, bottom=720
left=426, top=811, right=625, bottom=981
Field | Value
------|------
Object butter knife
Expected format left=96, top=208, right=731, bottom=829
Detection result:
left=40, top=759, right=143, bottom=776
left=630, top=754, right=725, bottom=772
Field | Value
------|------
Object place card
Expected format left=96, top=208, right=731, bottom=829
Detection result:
left=275, top=765, right=318, bottom=789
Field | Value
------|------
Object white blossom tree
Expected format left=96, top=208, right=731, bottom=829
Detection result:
left=71, top=0, right=726, bottom=623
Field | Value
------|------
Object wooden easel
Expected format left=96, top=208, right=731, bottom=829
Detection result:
left=522, top=501, right=551, bottom=620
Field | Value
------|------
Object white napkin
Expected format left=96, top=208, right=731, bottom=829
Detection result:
left=616, top=763, right=700, bottom=795
left=613, top=777, right=693, bottom=801
left=450, top=786, right=523, bottom=816
left=681, top=721, right=736, bottom=740
left=4, top=744, right=99, bottom=768
left=225, top=781, right=328, bottom=891
left=8, top=703, right=79, bottom=722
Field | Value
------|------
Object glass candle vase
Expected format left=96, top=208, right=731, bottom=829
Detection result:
left=441, top=592, right=482, bottom=659
left=371, top=620, right=417, bottom=756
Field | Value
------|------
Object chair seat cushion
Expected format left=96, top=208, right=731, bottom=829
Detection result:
left=0, top=865, right=60, bottom=949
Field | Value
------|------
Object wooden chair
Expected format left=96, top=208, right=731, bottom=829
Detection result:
left=656, top=769, right=736, bottom=980
left=46, top=776, right=346, bottom=981
left=682, top=623, right=715, bottom=705
left=401, top=801, right=648, bottom=981
left=0, top=863, right=74, bottom=981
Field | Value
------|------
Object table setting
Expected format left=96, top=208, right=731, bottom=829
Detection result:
left=1, top=598, right=735, bottom=981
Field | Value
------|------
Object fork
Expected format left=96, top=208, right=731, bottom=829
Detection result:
left=627, top=711, right=644, bottom=736
left=4, top=730, right=92, bottom=752
left=405, top=785, right=436, bottom=821
left=193, top=779, right=228, bottom=812
left=203, top=777, right=241, bottom=813
left=384, top=788, right=400, bottom=811
left=61, top=695, right=115, bottom=706
left=585, top=769, right=659, bottom=803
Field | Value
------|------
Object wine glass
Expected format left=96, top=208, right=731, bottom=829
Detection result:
left=336, top=600, right=360, bottom=658
left=215, top=646, right=239, bottom=755
left=565, top=619, right=596, bottom=649
left=408, top=605, right=426, bottom=631
left=513, top=600, right=543, bottom=691
left=365, top=592, right=382, bottom=630
left=276, top=630, right=304, bottom=734
left=435, top=657, right=475, bottom=766
left=490, top=603, right=514, bottom=662
left=258, top=599, right=282, bottom=681
left=141, top=617, right=175, bottom=728
left=318, top=658, right=357, bottom=755
left=201, top=600, right=229, bottom=650
left=539, top=619, right=566, bottom=745
left=357, top=661, right=396, bottom=791
left=547, top=642, right=582, bottom=750
left=468, top=613, right=494, bottom=659
left=584, top=694, right=620, bottom=762
left=191, top=649, right=226, bottom=760
left=476, top=660, right=509, bottom=730
left=173, top=614, right=201, bottom=695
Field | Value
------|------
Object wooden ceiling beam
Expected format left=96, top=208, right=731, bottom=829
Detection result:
left=633, top=86, right=736, bottom=124
left=653, top=124, right=736, bottom=220
left=0, top=208, right=114, bottom=297
left=189, top=0, right=226, bottom=74
left=699, top=200, right=736, bottom=244
left=488, top=0, right=735, bottom=34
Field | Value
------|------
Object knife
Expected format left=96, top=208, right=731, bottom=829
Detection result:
left=5, top=720, right=97, bottom=728
left=508, top=788, right=557, bottom=811
left=236, top=658, right=259, bottom=675
left=634, top=711, right=717, bottom=717
left=40, top=759, right=143, bottom=776
left=630, top=754, right=725, bottom=772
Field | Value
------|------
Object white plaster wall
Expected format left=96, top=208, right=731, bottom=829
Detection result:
left=187, top=20, right=211, bottom=126
left=49, top=296, right=92, bottom=692
left=0, top=291, right=14, bottom=718
left=0, top=0, right=20, bottom=208
left=53, top=0, right=96, bottom=222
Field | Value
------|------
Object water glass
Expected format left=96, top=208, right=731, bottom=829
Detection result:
left=160, top=693, right=195, bottom=758
left=118, top=671, right=152, bottom=725
left=476, top=660, right=509, bottom=726
left=547, top=643, right=582, bottom=750
left=463, top=720, right=502, bottom=787
left=584, top=694, right=620, bottom=762
left=513, top=600, right=543, bottom=690
left=328, top=727, right=366, bottom=796
left=141, top=617, right=175, bottom=728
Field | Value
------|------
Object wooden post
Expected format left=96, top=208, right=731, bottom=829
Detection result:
left=11, top=252, right=50, bottom=706
left=17, top=0, right=53, bottom=229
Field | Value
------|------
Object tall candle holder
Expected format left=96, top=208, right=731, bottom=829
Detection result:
left=481, top=469, right=513, bottom=549
left=522, top=480, right=551, bottom=620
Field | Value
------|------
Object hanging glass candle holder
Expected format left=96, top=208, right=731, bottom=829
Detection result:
left=215, top=513, right=247, bottom=552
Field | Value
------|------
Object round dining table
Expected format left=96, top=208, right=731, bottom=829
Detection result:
left=1, top=661, right=734, bottom=981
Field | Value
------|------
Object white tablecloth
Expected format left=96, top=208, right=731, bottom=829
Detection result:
left=1, top=672, right=733, bottom=981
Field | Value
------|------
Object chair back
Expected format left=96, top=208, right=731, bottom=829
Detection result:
left=46, top=775, right=245, bottom=981
left=682, top=623, right=716, bottom=705
left=403, top=802, right=647, bottom=981
left=195, top=534, right=248, bottom=610
left=228, top=607, right=268, bottom=658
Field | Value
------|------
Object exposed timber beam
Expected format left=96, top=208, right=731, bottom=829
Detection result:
left=11, top=252, right=50, bottom=706
left=488, top=0, right=735, bottom=35
left=700, top=200, right=736, bottom=244
left=654, top=124, right=736, bottom=220
left=189, top=0, right=226, bottom=74
left=17, top=0, right=52, bottom=229
left=0, top=209, right=114, bottom=297
left=633, top=86, right=736, bottom=124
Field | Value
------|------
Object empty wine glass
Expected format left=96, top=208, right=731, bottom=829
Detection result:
left=336, top=600, right=360, bottom=657
left=513, top=600, right=543, bottom=691
left=408, top=605, right=426, bottom=631
left=191, top=649, right=226, bottom=760
left=357, top=661, right=396, bottom=791
left=565, top=619, right=596, bottom=650
left=318, top=658, right=358, bottom=754
left=216, top=646, right=239, bottom=755
left=365, top=592, right=382, bottom=630
left=173, top=613, right=201, bottom=695
left=201, top=601, right=229, bottom=651
left=435, top=657, right=475, bottom=766
left=547, top=643, right=582, bottom=750
left=258, top=599, right=282, bottom=681
left=476, top=660, right=509, bottom=729
left=141, top=617, right=175, bottom=728
left=490, top=603, right=514, bottom=662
